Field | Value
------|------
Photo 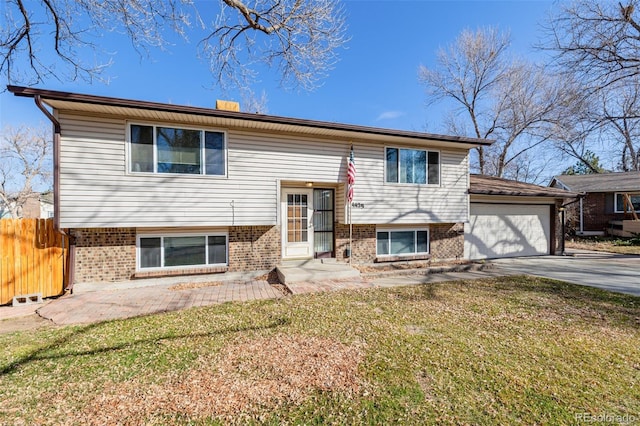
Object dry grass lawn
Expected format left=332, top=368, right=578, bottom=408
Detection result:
left=566, top=237, right=640, bottom=255
left=0, top=276, right=638, bottom=425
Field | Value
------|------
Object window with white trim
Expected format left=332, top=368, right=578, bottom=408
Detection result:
left=137, top=233, right=228, bottom=270
left=385, top=147, right=439, bottom=185
left=130, top=124, right=226, bottom=175
left=615, top=192, right=640, bottom=213
left=376, top=228, right=429, bottom=256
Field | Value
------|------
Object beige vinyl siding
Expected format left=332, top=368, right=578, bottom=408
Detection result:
left=348, top=145, right=468, bottom=224
left=57, top=112, right=469, bottom=228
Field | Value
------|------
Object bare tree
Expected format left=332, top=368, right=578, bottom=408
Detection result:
left=545, top=0, right=640, bottom=172
left=0, top=126, right=52, bottom=219
left=546, top=0, right=640, bottom=92
left=419, top=27, right=565, bottom=180
left=241, top=89, right=269, bottom=114
left=1, top=0, right=347, bottom=91
left=598, top=79, right=640, bottom=171
left=419, top=27, right=510, bottom=174
left=544, top=70, right=640, bottom=172
left=205, top=0, right=347, bottom=91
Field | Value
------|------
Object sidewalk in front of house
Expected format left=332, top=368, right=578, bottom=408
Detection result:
left=0, top=270, right=279, bottom=326
left=0, top=263, right=515, bottom=327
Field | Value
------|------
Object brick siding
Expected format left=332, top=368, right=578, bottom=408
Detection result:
left=583, top=192, right=627, bottom=233
left=228, top=225, right=281, bottom=272
left=564, top=192, right=628, bottom=234
left=71, top=223, right=467, bottom=284
left=335, top=223, right=464, bottom=264
left=72, top=227, right=136, bottom=283
left=429, top=223, right=464, bottom=260
left=335, top=224, right=376, bottom=263
left=583, top=193, right=608, bottom=232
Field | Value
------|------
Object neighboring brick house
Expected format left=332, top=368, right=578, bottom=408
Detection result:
left=0, top=192, right=53, bottom=219
left=550, top=172, right=640, bottom=235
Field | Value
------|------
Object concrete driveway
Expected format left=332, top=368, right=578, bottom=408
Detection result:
left=492, top=250, right=640, bottom=296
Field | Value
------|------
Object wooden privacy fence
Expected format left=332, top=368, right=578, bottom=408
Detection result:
left=0, top=219, right=69, bottom=305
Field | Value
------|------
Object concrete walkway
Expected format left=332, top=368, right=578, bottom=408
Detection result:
left=0, top=266, right=509, bottom=327
left=0, top=271, right=284, bottom=326
left=4, top=249, right=636, bottom=329
left=38, top=279, right=284, bottom=325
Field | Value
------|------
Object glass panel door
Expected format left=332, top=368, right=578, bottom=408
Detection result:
left=282, top=189, right=313, bottom=259
left=313, top=189, right=334, bottom=258
left=287, top=194, right=308, bottom=243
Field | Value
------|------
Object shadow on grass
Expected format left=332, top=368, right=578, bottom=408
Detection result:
left=387, top=283, right=439, bottom=302
left=0, top=316, right=290, bottom=377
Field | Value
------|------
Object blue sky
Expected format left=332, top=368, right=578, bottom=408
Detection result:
left=1, top=1, right=556, bottom=140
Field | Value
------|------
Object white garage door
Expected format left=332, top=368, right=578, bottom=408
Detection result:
left=465, top=203, right=551, bottom=260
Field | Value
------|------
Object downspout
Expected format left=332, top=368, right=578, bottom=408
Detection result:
left=579, top=197, right=584, bottom=234
left=34, top=95, right=76, bottom=293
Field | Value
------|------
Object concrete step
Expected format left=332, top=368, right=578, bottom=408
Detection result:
left=276, top=259, right=360, bottom=284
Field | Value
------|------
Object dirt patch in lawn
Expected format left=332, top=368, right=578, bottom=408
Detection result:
left=76, top=334, right=364, bottom=424
left=0, top=314, right=54, bottom=335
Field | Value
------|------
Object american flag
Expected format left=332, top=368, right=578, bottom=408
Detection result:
left=347, top=145, right=356, bottom=203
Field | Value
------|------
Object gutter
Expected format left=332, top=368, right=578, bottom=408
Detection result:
left=8, top=85, right=493, bottom=148
left=34, top=95, right=76, bottom=293
left=561, top=192, right=586, bottom=209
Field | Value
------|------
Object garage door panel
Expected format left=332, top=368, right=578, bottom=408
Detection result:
left=465, top=203, right=551, bottom=259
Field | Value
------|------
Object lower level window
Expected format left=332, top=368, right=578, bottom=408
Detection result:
left=138, top=234, right=227, bottom=269
left=377, top=229, right=429, bottom=256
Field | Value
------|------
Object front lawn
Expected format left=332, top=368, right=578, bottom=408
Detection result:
left=567, top=236, right=640, bottom=255
left=1, top=276, right=638, bottom=425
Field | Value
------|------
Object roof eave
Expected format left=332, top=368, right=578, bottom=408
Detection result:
left=469, top=189, right=579, bottom=198
left=8, top=85, right=494, bottom=148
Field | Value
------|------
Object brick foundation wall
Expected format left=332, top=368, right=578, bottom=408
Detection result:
left=335, top=224, right=376, bottom=264
left=72, top=228, right=136, bottom=283
left=228, top=225, right=281, bottom=272
left=71, top=222, right=467, bottom=283
left=429, top=223, right=464, bottom=260
left=334, top=223, right=463, bottom=263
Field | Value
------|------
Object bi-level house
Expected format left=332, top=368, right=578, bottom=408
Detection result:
left=10, top=86, right=500, bottom=284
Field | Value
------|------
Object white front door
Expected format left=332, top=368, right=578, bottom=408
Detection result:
left=282, top=189, right=314, bottom=259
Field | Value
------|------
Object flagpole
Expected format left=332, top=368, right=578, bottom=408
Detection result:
left=347, top=144, right=355, bottom=265
left=349, top=197, right=352, bottom=265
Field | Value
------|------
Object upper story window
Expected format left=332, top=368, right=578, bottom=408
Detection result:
left=385, top=147, right=439, bottom=185
left=615, top=192, right=640, bottom=213
left=129, top=124, right=226, bottom=176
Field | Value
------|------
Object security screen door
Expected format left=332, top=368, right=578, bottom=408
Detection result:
left=313, top=189, right=334, bottom=258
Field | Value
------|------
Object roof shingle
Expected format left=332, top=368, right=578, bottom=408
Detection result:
left=470, top=174, right=577, bottom=198
left=551, top=172, right=640, bottom=193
